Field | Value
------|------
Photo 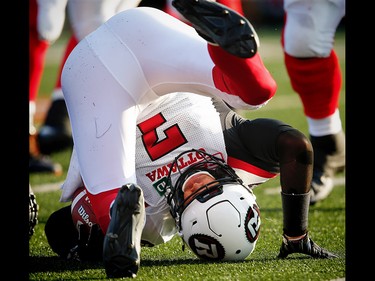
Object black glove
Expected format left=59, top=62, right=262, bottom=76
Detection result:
left=29, top=186, right=39, bottom=239
left=78, top=224, right=104, bottom=261
left=278, top=232, right=338, bottom=259
left=67, top=224, right=104, bottom=262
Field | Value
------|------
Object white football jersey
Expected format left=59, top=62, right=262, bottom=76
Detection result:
left=135, top=92, right=227, bottom=245
left=135, top=92, right=227, bottom=208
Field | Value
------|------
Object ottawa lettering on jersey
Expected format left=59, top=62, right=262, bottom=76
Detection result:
left=145, top=148, right=207, bottom=182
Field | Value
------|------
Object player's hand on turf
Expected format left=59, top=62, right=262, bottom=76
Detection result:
left=77, top=224, right=104, bottom=261
left=277, top=232, right=338, bottom=259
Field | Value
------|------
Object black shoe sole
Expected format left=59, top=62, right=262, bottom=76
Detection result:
left=103, top=184, right=145, bottom=278
left=172, top=0, right=258, bottom=58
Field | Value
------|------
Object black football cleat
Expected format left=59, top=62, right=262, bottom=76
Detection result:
left=103, top=184, right=145, bottom=278
left=29, top=153, right=63, bottom=176
left=278, top=233, right=338, bottom=259
left=172, top=0, right=259, bottom=58
left=309, top=130, right=345, bottom=205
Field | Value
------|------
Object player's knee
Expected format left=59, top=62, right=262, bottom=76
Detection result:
left=283, top=8, right=335, bottom=57
left=277, top=130, right=313, bottom=166
left=285, top=35, right=333, bottom=58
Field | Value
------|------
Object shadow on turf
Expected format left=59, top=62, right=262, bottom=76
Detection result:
left=29, top=254, right=324, bottom=275
left=28, top=256, right=232, bottom=274
left=257, top=206, right=345, bottom=213
left=29, top=256, right=103, bottom=273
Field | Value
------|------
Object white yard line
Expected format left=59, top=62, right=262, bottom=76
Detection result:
left=32, top=177, right=345, bottom=194
left=264, top=176, right=345, bottom=195
left=32, top=181, right=63, bottom=193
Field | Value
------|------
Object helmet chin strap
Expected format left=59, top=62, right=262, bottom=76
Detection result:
left=177, top=229, right=186, bottom=252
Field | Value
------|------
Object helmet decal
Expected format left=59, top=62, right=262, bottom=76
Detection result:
left=188, top=234, right=225, bottom=261
left=245, top=203, right=261, bottom=243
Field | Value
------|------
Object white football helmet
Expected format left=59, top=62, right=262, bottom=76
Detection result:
left=166, top=149, right=261, bottom=261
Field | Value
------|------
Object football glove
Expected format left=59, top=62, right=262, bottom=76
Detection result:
left=67, top=224, right=104, bottom=262
left=278, top=232, right=338, bottom=259
left=29, top=186, right=39, bottom=239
